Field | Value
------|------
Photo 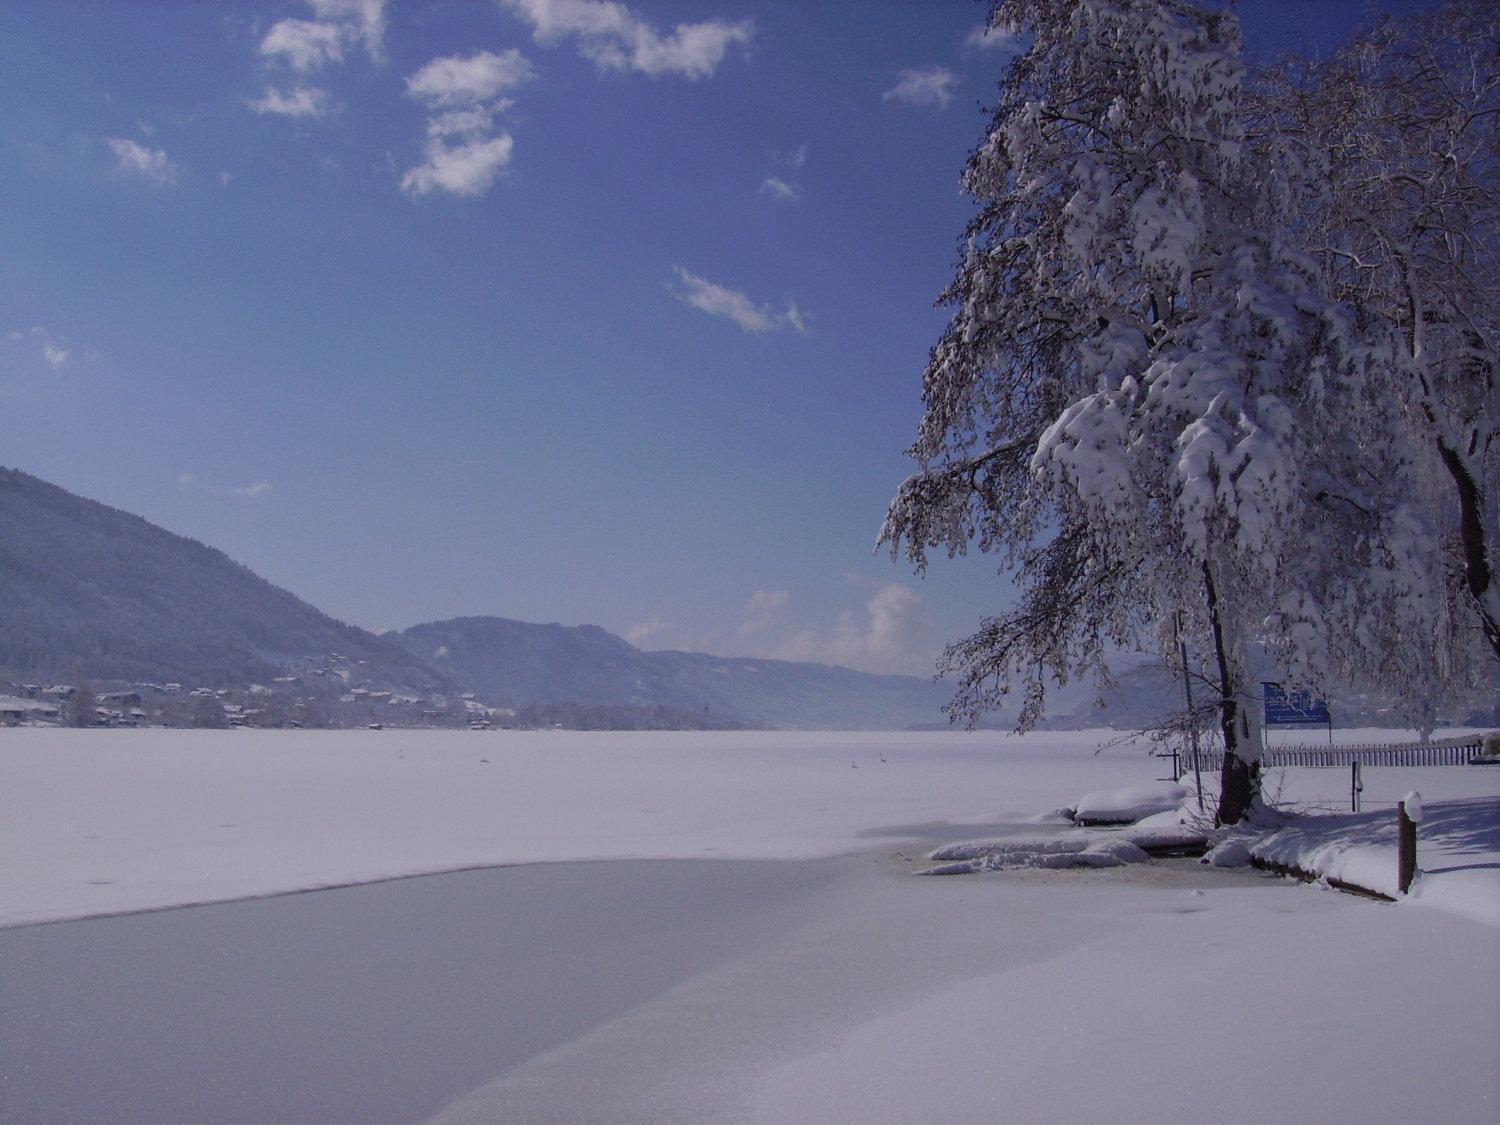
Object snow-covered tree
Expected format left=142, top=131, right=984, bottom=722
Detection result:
left=882, top=0, right=1457, bottom=823
left=1258, top=5, right=1499, bottom=666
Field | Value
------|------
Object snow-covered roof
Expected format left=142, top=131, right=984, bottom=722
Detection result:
left=0, top=694, right=60, bottom=715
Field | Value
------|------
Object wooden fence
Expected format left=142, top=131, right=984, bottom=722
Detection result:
left=1256, top=733, right=1495, bottom=769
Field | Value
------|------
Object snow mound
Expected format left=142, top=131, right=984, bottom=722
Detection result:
left=921, top=834, right=1150, bottom=874
left=1073, top=782, right=1188, bottom=825
left=1203, top=838, right=1253, bottom=867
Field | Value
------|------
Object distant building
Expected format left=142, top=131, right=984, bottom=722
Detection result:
left=0, top=694, right=60, bottom=724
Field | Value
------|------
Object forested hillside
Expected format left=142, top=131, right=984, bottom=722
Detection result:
left=0, top=469, right=441, bottom=691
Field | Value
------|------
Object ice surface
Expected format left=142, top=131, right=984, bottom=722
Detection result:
left=2, top=727, right=1496, bottom=1122
left=1, top=727, right=1170, bottom=926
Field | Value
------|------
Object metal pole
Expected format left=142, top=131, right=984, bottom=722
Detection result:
left=1178, top=614, right=1204, bottom=812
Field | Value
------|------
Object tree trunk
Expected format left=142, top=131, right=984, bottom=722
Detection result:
left=1203, top=561, right=1259, bottom=825
left=1436, top=439, right=1500, bottom=663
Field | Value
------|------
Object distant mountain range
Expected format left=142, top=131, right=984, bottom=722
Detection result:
left=396, top=617, right=949, bottom=730
left=0, top=468, right=948, bottom=729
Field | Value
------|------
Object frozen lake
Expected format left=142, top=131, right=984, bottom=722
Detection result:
left=5, top=727, right=1494, bottom=927
left=2, top=728, right=1496, bottom=1121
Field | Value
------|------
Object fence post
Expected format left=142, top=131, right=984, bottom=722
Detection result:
left=1398, top=792, right=1422, bottom=895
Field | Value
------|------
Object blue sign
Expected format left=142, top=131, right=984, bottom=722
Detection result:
left=1263, top=682, right=1331, bottom=726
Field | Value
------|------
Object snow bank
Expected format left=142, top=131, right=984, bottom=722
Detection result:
left=1245, top=795, right=1500, bottom=926
left=922, top=833, right=1150, bottom=873
left=1073, top=781, right=1188, bottom=824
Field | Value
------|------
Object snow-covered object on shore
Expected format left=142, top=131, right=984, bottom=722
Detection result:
left=1401, top=791, right=1424, bottom=822
left=922, top=835, right=1150, bottom=874
left=1203, top=838, right=1253, bottom=867
left=1073, top=782, right=1188, bottom=825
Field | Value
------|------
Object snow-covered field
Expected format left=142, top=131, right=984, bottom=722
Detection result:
left=3, top=728, right=1497, bottom=1121
left=0, top=727, right=1193, bottom=926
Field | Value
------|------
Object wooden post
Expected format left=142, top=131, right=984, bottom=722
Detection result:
left=1392, top=804, right=1416, bottom=900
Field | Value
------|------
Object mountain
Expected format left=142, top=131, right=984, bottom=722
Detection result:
left=396, top=617, right=950, bottom=729
left=0, top=468, right=442, bottom=692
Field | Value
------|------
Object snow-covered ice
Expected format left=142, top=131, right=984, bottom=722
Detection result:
left=2, top=726, right=1496, bottom=1122
left=0, top=727, right=1181, bottom=926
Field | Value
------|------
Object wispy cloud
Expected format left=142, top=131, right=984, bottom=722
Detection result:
left=737, top=590, right=788, bottom=638
left=307, top=0, right=386, bottom=60
left=427, top=107, right=502, bottom=139
left=499, top=0, right=752, bottom=79
left=178, top=472, right=274, bottom=500
left=401, top=50, right=534, bottom=198
left=671, top=268, right=807, bottom=335
left=248, top=85, right=335, bottom=118
left=254, top=1, right=385, bottom=124
left=624, top=618, right=670, bottom=646
left=107, top=137, right=176, bottom=184
left=759, top=177, right=798, bottom=201
left=260, top=0, right=385, bottom=70
left=406, top=50, right=536, bottom=105
left=758, top=144, right=807, bottom=203
left=965, top=23, right=1023, bottom=53
left=260, top=18, right=344, bottom=72
left=883, top=66, right=958, bottom=109
left=401, top=135, right=516, bottom=198
left=767, top=581, right=934, bottom=676
left=6, top=326, right=72, bottom=372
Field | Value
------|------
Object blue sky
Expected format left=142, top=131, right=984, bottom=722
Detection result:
left=0, top=0, right=1428, bottom=675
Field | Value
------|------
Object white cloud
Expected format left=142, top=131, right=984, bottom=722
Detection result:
left=499, top=0, right=753, bottom=79
left=254, top=0, right=386, bottom=124
left=883, top=66, right=959, bottom=109
left=624, top=618, right=670, bottom=646
left=8, top=327, right=71, bottom=371
left=738, top=590, right=788, bottom=638
left=671, top=267, right=807, bottom=335
left=759, top=144, right=807, bottom=203
left=107, top=137, right=176, bottom=184
left=259, top=18, right=344, bottom=71
left=759, top=176, right=798, bottom=201
left=400, top=51, right=531, bottom=198
left=248, top=85, right=335, bottom=118
left=401, top=134, right=516, bottom=197
left=965, top=23, right=1022, bottom=52
left=307, top=0, right=386, bottom=60
left=178, top=473, right=273, bottom=500
left=427, top=107, right=500, bottom=139
left=769, top=582, right=934, bottom=676
left=406, top=50, right=536, bottom=106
